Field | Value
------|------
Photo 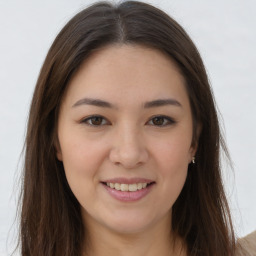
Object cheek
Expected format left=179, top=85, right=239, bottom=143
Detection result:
left=59, top=133, right=108, bottom=189
left=151, top=136, right=191, bottom=200
left=154, top=134, right=192, bottom=169
left=59, top=136, right=109, bottom=211
left=60, top=130, right=104, bottom=166
left=157, top=142, right=189, bottom=185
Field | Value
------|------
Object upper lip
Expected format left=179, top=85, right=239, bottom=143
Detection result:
left=102, top=177, right=155, bottom=184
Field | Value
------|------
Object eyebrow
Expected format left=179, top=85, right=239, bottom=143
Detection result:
left=144, top=99, right=182, bottom=108
left=72, top=98, right=114, bottom=108
left=72, top=97, right=182, bottom=109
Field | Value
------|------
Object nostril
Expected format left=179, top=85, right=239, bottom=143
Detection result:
left=109, top=142, right=149, bottom=168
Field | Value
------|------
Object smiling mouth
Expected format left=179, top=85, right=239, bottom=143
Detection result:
left=102, top=182, right=155, bottom=192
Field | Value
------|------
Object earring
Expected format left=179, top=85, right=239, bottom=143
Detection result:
left=192, top=157, right=196, bottom=164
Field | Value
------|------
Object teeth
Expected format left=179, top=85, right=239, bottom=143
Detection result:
left=106, top=182, right=149, bottom=191
left=129, top=184, right=137, bottom=192
left=114, top=183, right=120, bottom=190
left=120, top=184, right=129, bottom=191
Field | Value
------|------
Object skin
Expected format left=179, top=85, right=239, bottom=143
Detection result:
left=57, top=44, right=196, bottom=256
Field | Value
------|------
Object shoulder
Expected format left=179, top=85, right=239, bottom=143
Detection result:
left=235, top=230, right=256, bottom=256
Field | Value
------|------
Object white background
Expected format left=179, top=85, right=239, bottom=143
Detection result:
left=0, top=0, right=255, bottom=255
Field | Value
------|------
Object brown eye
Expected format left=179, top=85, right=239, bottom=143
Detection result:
left=90, top=116, right=103, bottom=125
left=152, top=116, right=165, bottom=125
left=82, top=116, right=108, bottom=126
left=148, top=115, right=175, bottom=126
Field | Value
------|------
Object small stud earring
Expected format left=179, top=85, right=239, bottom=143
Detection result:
left=192, top=157, right=196, bottom=164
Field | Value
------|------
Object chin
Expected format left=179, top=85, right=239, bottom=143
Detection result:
left=107, top=221, right=151, bottom=235
left=101, top=212, right=162, bottom=235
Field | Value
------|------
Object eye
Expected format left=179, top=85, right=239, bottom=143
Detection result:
left=147, top=115, right=175, bottom=126
left=81, top=115, right=109, bottom=126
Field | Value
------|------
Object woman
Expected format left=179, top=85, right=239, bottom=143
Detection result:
left=236, top=231, right=256, bottom=255
left=18, top=1, right=237, bottom=255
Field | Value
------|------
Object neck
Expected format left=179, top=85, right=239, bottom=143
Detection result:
left=82, top=214, right=187, bottom=256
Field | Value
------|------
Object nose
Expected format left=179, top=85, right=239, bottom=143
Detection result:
left=109, top=126, right=149, bottom=169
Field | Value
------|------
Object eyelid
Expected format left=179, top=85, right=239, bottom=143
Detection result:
left=146, top=115, right=176, bottom=126
left=80, top=115, right=110, bottom=126
left=79, top=114, right=175, bottom=127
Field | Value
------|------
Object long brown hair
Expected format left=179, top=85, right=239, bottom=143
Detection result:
left=18, top=1, right=236, bottom=255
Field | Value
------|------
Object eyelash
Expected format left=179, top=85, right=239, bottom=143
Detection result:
left=147, top=115, right=176, bottom=126
left=81, top=115, right=110, bottom=126
left=81, top=115, right=176, bottom=127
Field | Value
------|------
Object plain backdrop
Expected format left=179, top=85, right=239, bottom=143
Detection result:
left=0, top=0, right=255, bottom=255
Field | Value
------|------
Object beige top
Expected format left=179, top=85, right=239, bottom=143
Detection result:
left=236, top=231, right=256, bottom=256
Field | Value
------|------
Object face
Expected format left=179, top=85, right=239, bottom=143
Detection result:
left=57, top=44, right=196, bottom=235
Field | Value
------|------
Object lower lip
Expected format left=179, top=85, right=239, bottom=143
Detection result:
left=102, top=183, right=154, bottom=202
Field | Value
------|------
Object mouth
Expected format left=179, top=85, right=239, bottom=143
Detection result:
left=101, top=181, right=155, bottom=192
left=100, top=178, right=155, bottom=201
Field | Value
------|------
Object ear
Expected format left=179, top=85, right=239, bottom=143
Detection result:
left=56, top=149, right=63, bottom=161
left=54, top=136, right=63, bottom=161
left=189, top=123, right=202, bottom=162
left=189, top=144, right=197, bottom=156
left=188, top=144, right=197, bottom=164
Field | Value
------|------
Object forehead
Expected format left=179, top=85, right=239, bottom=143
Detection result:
left=63, top=44, right=189, bottom=108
